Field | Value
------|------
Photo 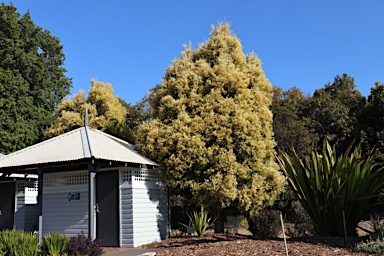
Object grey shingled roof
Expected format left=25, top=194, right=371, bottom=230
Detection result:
left=0, top=126, right=157, bottom=169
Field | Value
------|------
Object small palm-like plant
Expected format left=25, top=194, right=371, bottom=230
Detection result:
left=0, top=240, right=6, bottom=256
left=277, top=140, right=384, bottom=236
left=0, top=229, right=39, bottom=256
left=181, top=206, right=213, bottom=237
left=41, top=232, right=68, bottom=256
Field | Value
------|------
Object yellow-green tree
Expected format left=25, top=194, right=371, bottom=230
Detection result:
left=45, top=79, right=129, bottom=141
left=136, top=24, right=285, bottom=232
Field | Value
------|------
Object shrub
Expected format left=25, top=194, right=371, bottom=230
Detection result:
left=354, top=240, right=384, bottom=254
left=41, top=232, right=68, bottom=256
left=285, top=201, right=314, bottom=237
left=0, top=229, right=39, bottom=256
left=67, top=233, right=103, bottom=256
left=248, top=209, right=281, bottom=238
left=368, top=214, right=384, bottom=241
left=181, top=205, right=213, bottom=237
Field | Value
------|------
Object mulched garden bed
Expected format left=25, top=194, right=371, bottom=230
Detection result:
left=141, top=232, right=370, bottom=255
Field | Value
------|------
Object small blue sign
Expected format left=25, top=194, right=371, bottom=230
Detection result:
left=68, top=193, right=81, bottom=201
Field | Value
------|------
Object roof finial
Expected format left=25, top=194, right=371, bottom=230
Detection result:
left=84, top=106, right=89, bottom=127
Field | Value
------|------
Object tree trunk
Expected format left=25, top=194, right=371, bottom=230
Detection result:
left=213, top=207, right=225, bottom=233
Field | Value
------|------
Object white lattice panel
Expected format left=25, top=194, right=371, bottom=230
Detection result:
left=134, top=169, right=161, bottom=182
left=17, top=181, right=38, bottom=193
left=43, top=171, right=88, bottom=187
left=122, top=169, right=132, bottom=182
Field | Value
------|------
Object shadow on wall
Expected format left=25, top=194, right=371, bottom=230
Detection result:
left=15, top=204, right=39, bottom=231
left=144, top=169, right=169, bottom=241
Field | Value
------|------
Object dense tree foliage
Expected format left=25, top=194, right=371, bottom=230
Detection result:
left=0, top=4, right=72, bottom=153
left=361, top=82, right=384, bottom=161
left=301, top=74, right=365, bottom=153
left=45, top=80, right=130, bottom=141
left=272, top=86, right=318, bottom=157
left=136, top=24, right=285, bottom=232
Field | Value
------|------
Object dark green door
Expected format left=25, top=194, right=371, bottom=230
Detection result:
left=96, top=171, right=119, bottom=246
left=0, top=182, right=15, bottom=230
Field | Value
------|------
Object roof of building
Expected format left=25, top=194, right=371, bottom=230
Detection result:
left=0, top=126, right=157, bottom=169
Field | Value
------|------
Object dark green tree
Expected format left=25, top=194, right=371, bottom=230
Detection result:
left=272, top=86, right=318, bottom=157
left=0, top=4, right=71, bottom=153
left=361, top=82, right=384, bottom=161
left=301, top=74, right=365, bottom=153
left=124, top=96, right=153, bottom=143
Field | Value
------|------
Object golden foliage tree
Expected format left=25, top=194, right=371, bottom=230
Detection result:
left=45, top=79, right=129, bottom=141
left=136, top=24, right=285, bottom=231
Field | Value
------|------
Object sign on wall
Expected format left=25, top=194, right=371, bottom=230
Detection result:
left=68, top=193, right=81, bottom=201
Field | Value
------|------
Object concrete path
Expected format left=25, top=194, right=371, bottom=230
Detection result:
left=103, top=247, right=162, bottom=256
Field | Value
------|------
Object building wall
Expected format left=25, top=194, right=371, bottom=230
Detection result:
left=119, top=168, right=169, bottom=247
left=132, top=188, right=168, bottom=247
left=130, top=168, right=168, bottom=247
left=14, top=181, right=39, bottom=231
left=42, top=170, right=89, bottom=237
left=39, top=167, right=168, bottom=246
left=120, top=188, right=133, bottom=247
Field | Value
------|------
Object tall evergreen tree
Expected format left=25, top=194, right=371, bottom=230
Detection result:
left=136, top=24, right=285, bottom=232
left=0, top=4, right=71, bottom=153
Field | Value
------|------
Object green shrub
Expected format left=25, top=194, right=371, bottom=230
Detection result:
left=41, top=232, right=68, bottom=256
left=181, top=205, right=213, bottom=237
left=277, top=140, right=384, bottom=236
left=248, top=209, right=281, bottom=238
left=0, top=229, right=39, bottom=256
left=354, top=240, right=384, bottom=254
left=368, top=214, right=384, bottom=241
left=285, top=201, right=314, bottom=237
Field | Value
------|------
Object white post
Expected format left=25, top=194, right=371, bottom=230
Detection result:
left=38, top=215, right=43, bottom=244
left=88, top=164, right=96, bottom=239
left=280, top=213, right=289, bottom=256
left=37, top=168, right=43, bottom=244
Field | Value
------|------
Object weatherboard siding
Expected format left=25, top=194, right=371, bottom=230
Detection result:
left=119, top=168, right=169, bottom=247
left=14, top=181, right=39, bottom=231
left=42, top=185, right=89, bottom=237
left=14, top=196, right=39, bottom=231
left=132, top=187, right=168, bottom=247
left=120, top=185, right=134, bottom=247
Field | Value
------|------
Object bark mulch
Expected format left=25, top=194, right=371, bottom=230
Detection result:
left=140, top=232, right=371, bottom=256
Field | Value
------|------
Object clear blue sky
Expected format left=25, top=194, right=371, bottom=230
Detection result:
left=5, top=1, right=384, bottom=104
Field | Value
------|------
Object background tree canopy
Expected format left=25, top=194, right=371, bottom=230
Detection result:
left=136, top=23, right=286, bottom=232
left=0, top=3, right=71, bottom=153
left=45, top=80, right=132, bottom=142
left=272, top=86, right=318, bottom=157
left=300, top=74, right=365, bottom=153
left=361, top=82, right=384, bottom=162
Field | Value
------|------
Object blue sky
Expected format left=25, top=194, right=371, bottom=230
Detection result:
left=5, top=1, right=384, bottom=104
